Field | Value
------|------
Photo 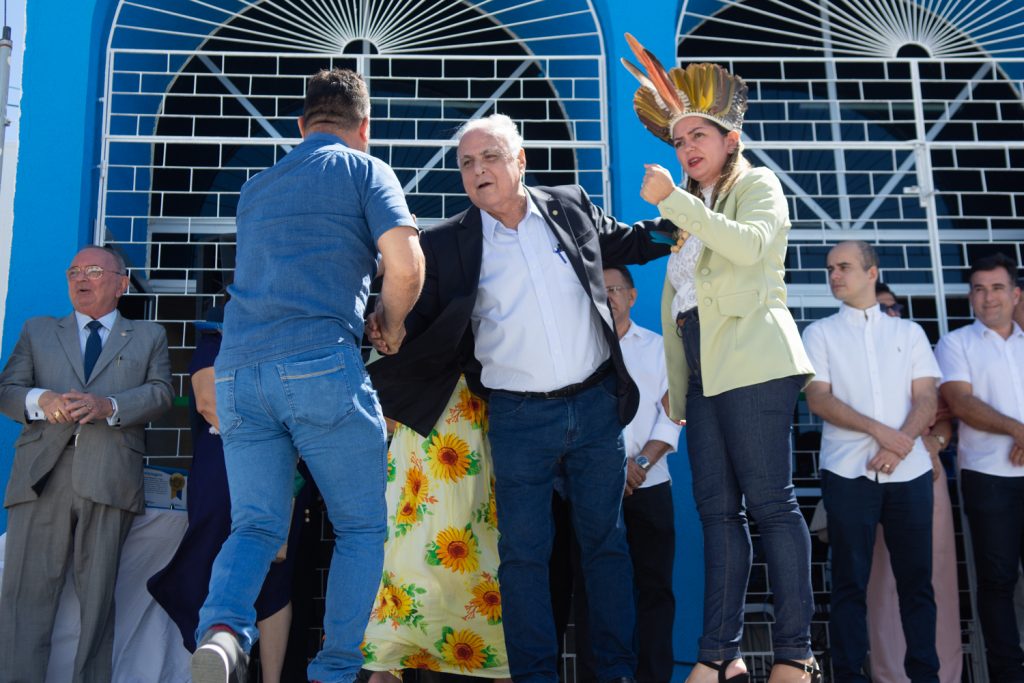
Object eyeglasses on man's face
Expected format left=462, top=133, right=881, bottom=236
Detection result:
left=66, top=265, right=125, bottom=281
left=605, top=285, right=631, bottom=296
left=879, top=302, right=904, bottom=316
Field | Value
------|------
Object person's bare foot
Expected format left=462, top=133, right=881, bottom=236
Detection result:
left=367, top=671, right=402, bottom=683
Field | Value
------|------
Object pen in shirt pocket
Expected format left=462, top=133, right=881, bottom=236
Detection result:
left=553, top=243, right=567, bottom=263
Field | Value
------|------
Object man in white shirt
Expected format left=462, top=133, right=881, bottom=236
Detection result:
left=368, top=114, right=672, bottom=683
left=935, top=253, right=1024, bottom=682
left=802, top=241, right=941, bottom=683
left=574, top=266, right=682, bottom=683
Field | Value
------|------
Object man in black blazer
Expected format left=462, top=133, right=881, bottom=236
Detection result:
left=369, top=114, right=671, bottom=683
left=0, top=245, right=173, bottom=682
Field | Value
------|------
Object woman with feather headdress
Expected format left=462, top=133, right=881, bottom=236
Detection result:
left=621, top=35, right=820, bottom=683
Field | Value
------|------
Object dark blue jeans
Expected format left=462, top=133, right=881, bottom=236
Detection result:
left=488, top=373, right=636, bottom=683
left=821, top=471, right=938, bottom=683
left=680, top=315, right=813, bottom=663
left=623, top=481, right=676, bottom=683
left=960, top=469, right=1024, bottom=682
left=572, top=481, right=677, bottom=683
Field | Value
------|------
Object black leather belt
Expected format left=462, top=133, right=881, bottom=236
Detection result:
left=500, top=360, right=613, bottom=399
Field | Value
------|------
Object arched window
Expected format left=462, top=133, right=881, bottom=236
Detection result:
left=679, top=0, right=1024, bottom=339
left=99, top=0, right=609, bottom=456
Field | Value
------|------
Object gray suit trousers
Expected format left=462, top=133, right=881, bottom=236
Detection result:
left=0, top=446, right=134, bottom=683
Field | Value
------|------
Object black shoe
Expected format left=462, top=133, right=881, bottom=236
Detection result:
left=699, top=660, right=750, bottom=682
left=192, top=626, right=249, bottom=683
left=771, top=658, right=822, bottom=683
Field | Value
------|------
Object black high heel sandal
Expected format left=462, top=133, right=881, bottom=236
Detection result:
left=698, top=659, right=750, bottom=682
left=772, top=658, right=822, bottom=682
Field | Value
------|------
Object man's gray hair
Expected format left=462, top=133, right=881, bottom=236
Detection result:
left=455, top=114, right=523, bottom=156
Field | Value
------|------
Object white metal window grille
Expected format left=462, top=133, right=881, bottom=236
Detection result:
left=98, top=0, right=610, bottom=467
left=679, top=1, right=1024, bottom=680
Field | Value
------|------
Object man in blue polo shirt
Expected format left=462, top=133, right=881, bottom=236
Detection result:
left=191, top=68, right=424, bottom=683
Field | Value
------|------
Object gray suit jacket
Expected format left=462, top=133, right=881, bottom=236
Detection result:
left=0, top=312, right=173, bottom=512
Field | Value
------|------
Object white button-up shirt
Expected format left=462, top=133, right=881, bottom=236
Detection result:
left=935, top=320, right=1024, bottom=478
left=472, top=194, right=609, bottom=392
left=619, top=321, right=682, bottom=488
left=802, top=303, right=941, bottom=483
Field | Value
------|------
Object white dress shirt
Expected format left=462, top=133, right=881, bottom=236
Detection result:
left=619, top=321, right=682, bottom=488
left=472, top=193, right=609, bottom=392
left=25, top=310, right=121, bottom=423
left=802, top=303, right=941, bottom=483
left=935, top=320, right=1024, bottom=478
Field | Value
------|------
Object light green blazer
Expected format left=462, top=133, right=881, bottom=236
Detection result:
left=658, top=166, right=814, bottom=421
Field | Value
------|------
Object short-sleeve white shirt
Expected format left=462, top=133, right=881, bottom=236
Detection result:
left=934, top=320, right=1024, bottom=478
left=619, top=321, right=683, bottom=488
left=802, top=303, right=941, bottom=482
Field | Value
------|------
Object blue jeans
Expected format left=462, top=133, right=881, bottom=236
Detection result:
left=680, top=316, right=813, bottom=663
left=572, top=481, right=677, bottom=683
left=960, top=470, right=1024, bottom=682
left=488, top=373, right=636, bottom=682
left=822, top=471, right=938, bottom=682
left=198, top=343, right=388, bottom=683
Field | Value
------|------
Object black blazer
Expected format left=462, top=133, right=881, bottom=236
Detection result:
left=370, top=184, right=672, bottom=436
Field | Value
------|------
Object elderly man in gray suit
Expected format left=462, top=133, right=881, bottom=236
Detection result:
left=0, top=245, right=173, bottom=683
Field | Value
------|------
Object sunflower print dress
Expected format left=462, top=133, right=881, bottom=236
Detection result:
left=362, top=377, right=509, bottom=677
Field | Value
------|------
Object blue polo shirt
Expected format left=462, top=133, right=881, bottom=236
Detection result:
left=217, top=132, right=414, bottom=370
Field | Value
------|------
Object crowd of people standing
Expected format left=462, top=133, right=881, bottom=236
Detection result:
left=0, top=34, right=1022, bottom=683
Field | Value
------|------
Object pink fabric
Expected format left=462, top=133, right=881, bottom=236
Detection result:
left=866, top=474, right=962, bottom=682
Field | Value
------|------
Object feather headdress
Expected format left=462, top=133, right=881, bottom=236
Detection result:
left=621, top=33, right=748, bottom=144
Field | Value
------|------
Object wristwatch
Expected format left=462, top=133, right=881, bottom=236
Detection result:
left=635, top=455, right=652, bottom=471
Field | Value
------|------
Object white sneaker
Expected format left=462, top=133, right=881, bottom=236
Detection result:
left=191, top=627, right=249, bottom=683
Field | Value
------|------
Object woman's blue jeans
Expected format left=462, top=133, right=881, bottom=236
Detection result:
left=680, top=313, right=814, bottom=663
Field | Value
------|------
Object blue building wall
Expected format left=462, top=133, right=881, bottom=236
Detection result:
left=0, top=0, right=118, bottom=529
